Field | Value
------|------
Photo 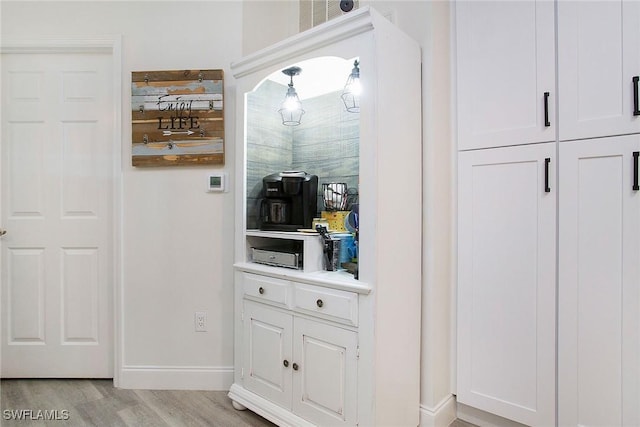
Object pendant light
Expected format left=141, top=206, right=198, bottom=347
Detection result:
left=341, top=60, right=361, bottom=113
left=278, top=66, right=305, bottom=126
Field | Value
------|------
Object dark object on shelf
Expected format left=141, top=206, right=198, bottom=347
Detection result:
left=259, top=171, right=318, bottom=231
left=316, top=225, right=341, bottom=271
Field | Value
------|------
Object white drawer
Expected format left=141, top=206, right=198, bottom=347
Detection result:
left=243, top=273, right=290, bottom=307
left=293, top=283, right=358, bottom=326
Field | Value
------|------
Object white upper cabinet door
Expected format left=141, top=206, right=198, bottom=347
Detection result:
left=558, top=136, right=640, bottom=427
left=558, top=0, right=640, bottom=141
left=457, top=142, right=556, bottom=426
left=455, top=1, right=556, bottom=150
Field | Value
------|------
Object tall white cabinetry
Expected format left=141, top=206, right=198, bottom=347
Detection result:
left=228, top=7, right=422, bottom=427
left=558, top=2, right=640, bottom=427
left=456, top=1, right=640, bottom=426
left=455, top=0, right=555, bottom=150
left=455, top=1, right=557, bottom=425
left=557, top=1, right=640, bottom=141
left=457, top=144, right=556, bottom=426
left=558, top=137, right=640, bottom=427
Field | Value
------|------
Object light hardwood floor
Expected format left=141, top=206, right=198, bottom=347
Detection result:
left=1, top=379, right=476, bottom=427
left=0, top=379, right=275, bottom=427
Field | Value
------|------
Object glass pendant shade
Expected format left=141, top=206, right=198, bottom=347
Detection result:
left=341, top=60, right=361, bottom=113
left=279, top=85, right=305, bottom=126
left=278, top=67, right=304, bottom=126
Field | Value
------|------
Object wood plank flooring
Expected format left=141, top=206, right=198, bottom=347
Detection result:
left=0, top=379, right=276, bottom=427
left=1, top=379, right=477, bottom=426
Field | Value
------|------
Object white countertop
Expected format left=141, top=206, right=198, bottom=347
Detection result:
left=234, top=262, right=371, bottom=295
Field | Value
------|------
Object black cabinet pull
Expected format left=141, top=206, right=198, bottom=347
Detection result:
left=292, top=363, right=299, bottom=371
left=634, top=152, right=639, bottom=191
left=283, top=360, right=289, bottom=368
left=634, top=77, right=640, bottom=116
left=545, top=158, right=551, bottom=193
left=544, top=92, right=551, bottom=127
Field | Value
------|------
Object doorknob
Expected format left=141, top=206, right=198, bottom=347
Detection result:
left=0, top=229, right=6, bottom=237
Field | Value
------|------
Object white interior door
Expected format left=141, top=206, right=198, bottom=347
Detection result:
left=1, top=51, right=114, bottom=377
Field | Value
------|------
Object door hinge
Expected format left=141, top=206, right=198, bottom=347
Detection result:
left=241, top=367, right=244, bottom=379
left=241, top=310, right=244, bottom=322
left=356, top=346, right=360, bottom=360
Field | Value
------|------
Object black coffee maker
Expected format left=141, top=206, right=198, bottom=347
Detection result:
left=260, top=171, right=318, bottom=231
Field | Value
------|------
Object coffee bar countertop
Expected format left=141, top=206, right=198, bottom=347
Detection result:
left=234, top=261, right=370, bottom=295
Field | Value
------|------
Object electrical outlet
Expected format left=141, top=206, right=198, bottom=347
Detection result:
left=195, top=311, right=207, bottom=332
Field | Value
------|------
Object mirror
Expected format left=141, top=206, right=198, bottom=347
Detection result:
left=245, top=56, right=360, bottom=229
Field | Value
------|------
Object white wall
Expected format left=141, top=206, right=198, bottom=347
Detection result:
left=1, top=0, right=243, bottom=389
left=242, top=0, right=299, bottom=55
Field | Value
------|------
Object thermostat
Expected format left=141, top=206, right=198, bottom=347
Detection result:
left=207, top=172, right=228, bottom=192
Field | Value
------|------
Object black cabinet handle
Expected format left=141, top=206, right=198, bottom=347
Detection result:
left=316, top=299, right=324, bottom=308
left=258, top=287, right=264, bottom=295
left=292, top=363, right=299, bottom=371
left=634, top=152, right=639, bottom=191
left=545, top=158, right=551, bottom=193
left=544, top=92, right=551, bottom=127
left=634, top=77, right=640, bottom=116
left=283, top=360, right=289, bottom=368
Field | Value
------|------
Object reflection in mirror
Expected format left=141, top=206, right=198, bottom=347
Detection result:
left=246, top=56, right=360, bottom=230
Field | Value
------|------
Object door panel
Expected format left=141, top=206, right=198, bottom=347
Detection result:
left=455, top=0, right=556, bottom=150
left=559, top=136, right=640, bottom=426
left=7, top=248, right=45, bottom=343
left=1, top=52, right=114, bottom=377
left=292, top=317, right=357, bottom=426
left=457, top=143, right=556, bottom=426
left=558, top=0, right=640, bottom=140
left=243, top=301, right=293, bottom=408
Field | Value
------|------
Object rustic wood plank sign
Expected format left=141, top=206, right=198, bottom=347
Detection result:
left=131, top=69, right=224, bottom=166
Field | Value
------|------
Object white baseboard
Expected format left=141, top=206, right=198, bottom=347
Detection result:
left=118, top=365, right=234, bottom=390
left=420, top=394, right=457, bottom=427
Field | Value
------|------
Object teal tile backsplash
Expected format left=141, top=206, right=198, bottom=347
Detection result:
left=246, top=79, right=359, bottom=228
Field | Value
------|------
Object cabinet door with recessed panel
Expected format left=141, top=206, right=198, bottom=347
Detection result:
left=457, top=142, right=556, bottom=426
left=558, top=0, right=640, bottom=140
left=455, top=0, right=556, bottom=150
left=559, top=135, right=640, bottom=426
left=243, top=301, right=292, bottom=409
left=292, top=318, right=357, bottom=426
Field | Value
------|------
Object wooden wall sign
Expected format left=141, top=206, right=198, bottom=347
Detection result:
left=131, top=69, right=224, bottom=166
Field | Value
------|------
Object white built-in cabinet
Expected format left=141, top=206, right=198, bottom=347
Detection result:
left=455, top=0, right=555, bottom=150
left=457, top=144, right=556, bottom=426
left=558, top=136, right=640, bottom=427
left=456, top=1, right=640, bottom=426
left=228, top=7, right=422, bottom=427
left=242, top=296, right=358, bottom=426
left=557, top=1, right=640, bottom=141
left=456, top=141, right=559, bottom=425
